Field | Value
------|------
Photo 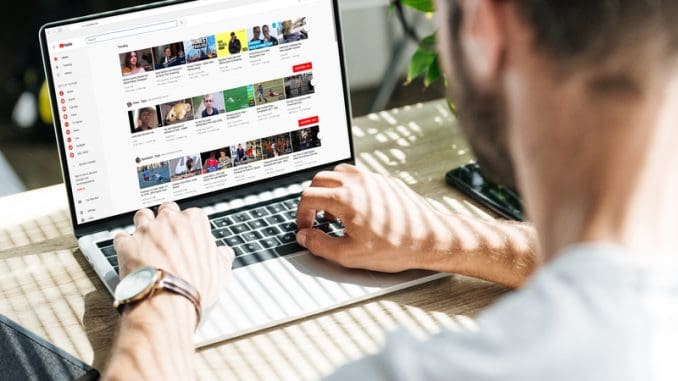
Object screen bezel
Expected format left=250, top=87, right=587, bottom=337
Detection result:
left=39, top=0, right=355, bottom=238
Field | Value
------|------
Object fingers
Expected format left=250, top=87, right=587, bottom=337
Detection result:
left=309, top=170, right=344, bottom=188
left=134, top=208, right=155, bottom=229
left=296, top=228, right=352, bottom=263
left=157, top=202, right=180, bottom=216
left=113, top=231, right=134, bottom=253
left=113, top=231, right=138, bottom=276
left=297, top=187, right=349, bottom=229
left=334, top=163, right=361, bottom=173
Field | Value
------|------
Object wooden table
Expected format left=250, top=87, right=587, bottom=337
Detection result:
left=0, top=99, right=509, bottom=380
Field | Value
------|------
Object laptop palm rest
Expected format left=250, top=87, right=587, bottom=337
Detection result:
left=194, top=252, right=441, bottom=347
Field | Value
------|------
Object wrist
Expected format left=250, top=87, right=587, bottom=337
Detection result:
left=107, top=291, right=197, bottom=381
left=122, top=291, right=197, bottom=335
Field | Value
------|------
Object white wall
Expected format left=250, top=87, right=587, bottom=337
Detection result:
left=338, top=0, right=435, bottom=90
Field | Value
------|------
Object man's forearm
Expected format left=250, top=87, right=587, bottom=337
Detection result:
left=417, top=213, right=540, bottom=288
left=102, top=293, right=197, bottom=381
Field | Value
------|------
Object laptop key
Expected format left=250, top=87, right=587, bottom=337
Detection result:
left=275, top=242, right=303, bottom=256
left=278, top=232, right=296, bottom=244
left=247, top=219, right=268, bottom=230
left=108, top=255, right=119, bottom=267
left=262, top=226, right=281, bottom=236
left=224, top=236, right=245, bottom=247
left=329, top=221, right=345, bottom=230
left=253, top=249, right=278, bottom=262
left=316, top=223, right=333, bottom=233
left=286, top=210, right=297, bottom=220
left=101, top=246, right=116, bottom=257
left=242, top=231, right=263, bottom=242
left=266, top=214, right=286, bottom=225
left=266, top=203, right=286, bottom=214
left=259, top=237, right=280, bottom=249
left=216, top=240, right=226, bottom=247
left=280, top=222, right=297, bottom=232
left=212, top=217, right=232, bottom=228
left=233, top=246, right=245, bottom=256
left=97, top=240, right=114, bottom=248
left=242, top=242, right=263, bottom=253
left=232, top=256, right=249, bottom=269
left=283, top=199, right=299, bottom=210
left=232, top=212, right=251, bottom=223
left=230, top=224, right=249, bottom=235
left=328, top=230, right=345, bottom=238
left=212, top=228, right=231, bottom=239
left=250, top=208, right=270, bottom=218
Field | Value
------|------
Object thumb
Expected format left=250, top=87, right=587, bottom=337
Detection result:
left=296, top=228, right=348, bottom=261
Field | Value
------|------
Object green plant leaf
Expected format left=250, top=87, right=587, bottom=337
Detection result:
left=407, top=49, right=436, bottom=84
left=419, top=33, right=437, bottom=52
left=400, top=0, right=435, bottom=13
left=424, top=56, right=441, bottom=87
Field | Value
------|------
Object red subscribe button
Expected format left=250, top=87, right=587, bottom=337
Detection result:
left=293, top=62, right=313, bottom=73
left=298, top=116, right=319, bottom=127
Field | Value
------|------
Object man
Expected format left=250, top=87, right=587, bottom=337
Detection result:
left=262, top=24, right=279, bottom=47
left=227, top=32, right=241, bottom=54
left=200, top=94, right=219, bottom=118
left=156, top=46, right=176, bottom=69
left=236, top=143, right=246, bottom=163
left=249, top=25, right=263, bottom=49
left=104, top=1, right=678, bottom=380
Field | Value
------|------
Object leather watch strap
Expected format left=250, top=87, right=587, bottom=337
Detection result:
left=158, top=270, right=203, bottom=330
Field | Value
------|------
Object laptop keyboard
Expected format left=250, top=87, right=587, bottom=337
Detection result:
left=96, top=194, right=345, bottom=274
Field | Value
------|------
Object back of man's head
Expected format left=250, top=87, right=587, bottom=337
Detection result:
left=511, top=1, right=678, bottom=63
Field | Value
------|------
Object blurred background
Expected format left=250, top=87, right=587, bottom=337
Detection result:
left=0, top=0, right=443, bottom=196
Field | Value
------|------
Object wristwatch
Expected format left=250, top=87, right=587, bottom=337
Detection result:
left=113, top=266, right=202, bottom=330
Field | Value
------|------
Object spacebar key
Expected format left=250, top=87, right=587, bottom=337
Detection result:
left=275, top=242, right=304, bottom=256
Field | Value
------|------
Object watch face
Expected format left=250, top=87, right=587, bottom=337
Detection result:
left=114, top=266, right=156, bottom=301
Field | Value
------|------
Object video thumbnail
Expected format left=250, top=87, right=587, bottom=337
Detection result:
left=284, top=72, right=315, bottom=99
left=119, top=49, right=154, bottom=76
left=277, top=18, right=308, bottom=44
left=137, top=162, right=171, bottom=189
left=128, top=106, right=162, bottom=134
left=230, top=140, right=262, bottom=166
left=261, top=132, right=293, bottom=160
left=160, top=99, right=194, bottom=126
left=192, top=92, right=226, bottom=119
left=153, top=42, right=186, bottom=70
left=200, top=148, right=233, bottom=173
left=169, top=154, right=202, bottom=181
left=292, top=125, right=321, bottom=152
left=254, top=79, right=286, bottom=106
left=184, top=35, right=218, bottom=63
left=223, top=85, right=256, bottom=112
left=248, top=23, right=281, bottom=51
left=216, top=30, right=248, bottom=57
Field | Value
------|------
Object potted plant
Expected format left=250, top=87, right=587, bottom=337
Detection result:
left=392, top=0, right=456, bottom=114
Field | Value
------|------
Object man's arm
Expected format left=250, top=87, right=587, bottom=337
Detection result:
left=296, top=164, right=540, bottom=288
left=102, top=203, right=232, bottom=381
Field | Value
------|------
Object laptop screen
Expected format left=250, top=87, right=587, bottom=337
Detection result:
left=41, top=0, right=352, bottom=226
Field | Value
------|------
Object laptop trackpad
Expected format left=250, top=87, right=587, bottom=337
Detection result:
left=288, top=253, right=385, bottom=291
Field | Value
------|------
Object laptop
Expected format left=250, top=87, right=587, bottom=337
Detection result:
left=39, top=0, right=446, bottom=347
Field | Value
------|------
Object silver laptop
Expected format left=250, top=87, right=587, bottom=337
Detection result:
left=40, top=0, right=445, bottom=347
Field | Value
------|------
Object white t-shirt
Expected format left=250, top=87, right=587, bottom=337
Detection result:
left=326, top=243, right=678, bottom=380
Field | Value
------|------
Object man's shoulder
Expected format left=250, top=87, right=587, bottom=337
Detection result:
left=328, top=244, right=676, bottom=381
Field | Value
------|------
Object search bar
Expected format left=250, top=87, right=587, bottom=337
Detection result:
left=86, top=20, right=178, bottom=44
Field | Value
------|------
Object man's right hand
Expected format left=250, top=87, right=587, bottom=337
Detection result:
left=296, top=164, right=539, bottom=287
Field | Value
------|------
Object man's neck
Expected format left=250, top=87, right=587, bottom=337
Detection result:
left=513, top=70, right=678, bottom=263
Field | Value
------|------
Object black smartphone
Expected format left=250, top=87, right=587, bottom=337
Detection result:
left=445, top=163, right=525, bottom=221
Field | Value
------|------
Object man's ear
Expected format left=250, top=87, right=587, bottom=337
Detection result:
left=460, top=0, right=507, bottom=86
